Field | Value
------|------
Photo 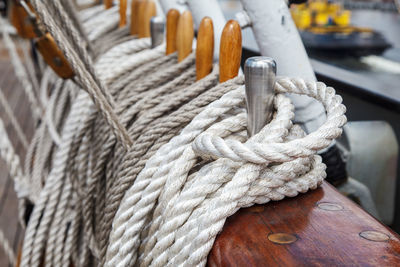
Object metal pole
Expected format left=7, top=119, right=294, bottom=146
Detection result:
left=150, top=16, right=165, bottom=48
left=240, top=0, right=326, bottom=133
left=186, top=0, right=227, bottom=61
left=245, top=57, right=276, bottom=136
left=158, top=0, right=186, bottom=14
left=240, top=0, right=315, bottom=80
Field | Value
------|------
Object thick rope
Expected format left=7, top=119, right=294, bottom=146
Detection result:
left=0, top=87, right=29, bottom=149
left=0, top=229, right=16, bottom=266
left=0, top=118, right=28, bottom=199
left=105, top=78, right=345, bottom=267
left=29, top=0, right=133, bottom=149
left=0, top=17, right=42, bottom=120
left=0, top=3, right=347, bottom=266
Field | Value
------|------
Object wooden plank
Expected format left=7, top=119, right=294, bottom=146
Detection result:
left=208, top=181, right=400, bottom=266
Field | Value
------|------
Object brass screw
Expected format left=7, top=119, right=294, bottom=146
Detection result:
left=317, top=202, right=343, bottom=211
left=359, top=230, right=390, bottom=242
left=248, top=205, right=265, bottom=213
left=268, top=233, right=297, bottom=245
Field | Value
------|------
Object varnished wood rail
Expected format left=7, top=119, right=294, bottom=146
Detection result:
left=208, top=181, right=400, bottom=266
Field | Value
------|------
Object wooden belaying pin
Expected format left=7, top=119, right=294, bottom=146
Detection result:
left=138, top=0, right=156, bottom=38
left=244, top=57, right=276, bottom=136
left=119, top=0, right=128, bottom=27
left=176, top=11, right=194, bottom=62
left=166, top=9, right=180, bottom=55
left=104, top=0, right=113, bottom=9
left=130, top=0, right=140, bottom=35
left=35, top=33, right=75, bottom=79
left=219, top=20, right=242, bottom=83
left=196, top=17, right=214, bottom=81
left=151, top=16, right=165, bottom=48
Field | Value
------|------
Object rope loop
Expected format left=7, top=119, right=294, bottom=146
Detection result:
left=192, top=78, right=347, bottom=164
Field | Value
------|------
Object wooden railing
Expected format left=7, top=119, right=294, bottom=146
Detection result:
left=208, top=181, right=400, bottom=266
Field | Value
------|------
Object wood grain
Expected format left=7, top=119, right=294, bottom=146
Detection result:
left=137, top=0, right=147, bottom=38
left=35, top=33, right=74, bottom=79
left=104, top=0, right=113, bottom=9
left=9, top=1, right=36, bottom=39
left=130, top=0, right=140, bottom=35
left=166, top=9, right=180, bottom=55
left=219, top=20, right=242, bottom=83
left=176, top=11, right=194, bottom=62
left=119, top=0, right=128, bottom=27
left=138, top=1, right=156, bottom=38
left=196, top=17, right=214, bottom=81
left=208, top=181, right=400, bottom=266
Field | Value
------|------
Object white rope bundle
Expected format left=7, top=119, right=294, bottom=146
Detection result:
left=0, top=17, right=43, bottom=120
left=105, top=78, right=346, bottom=267
left=0, top=1, right=348, bottom=266
left=0, top=118, right=28, bottom=199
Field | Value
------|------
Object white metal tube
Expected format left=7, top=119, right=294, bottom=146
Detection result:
left=240, top=0, right=327, bottom=133
left=186, top=0, right=227, bottom=60
left=240, top=0, right=315, bottom=80
left=153, top=0, right=165, bottom=18
left=158, top=0, right=187, bottom=14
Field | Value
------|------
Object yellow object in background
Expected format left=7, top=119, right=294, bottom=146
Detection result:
left=290, top=0, right=352, bottom=28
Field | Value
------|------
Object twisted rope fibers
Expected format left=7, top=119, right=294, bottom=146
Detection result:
left=29, top=0, right=134, bottom=149
left=0, top=2, right=347, bottom=267
left=105, top=78, right=346, bottom=267
left=0, top=3, right=142, bottom=265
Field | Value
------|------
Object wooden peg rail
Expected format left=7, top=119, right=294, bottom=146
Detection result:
left=208, top=181, right=400, bottom=266
left=219, top=20, right=242, bottom=83
left=166, top=9, right=180, bottom=55
left=196, top=17, right=214, bottom=81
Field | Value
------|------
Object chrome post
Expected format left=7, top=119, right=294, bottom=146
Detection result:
left=244, top=56, right=276, bottom=137
left=150, top=16, right=165, bottom=48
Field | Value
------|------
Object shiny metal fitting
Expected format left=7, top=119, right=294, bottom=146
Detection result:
left=150, top=16, right=165, bottom=48
left=244, top=57, right=276, bottom=137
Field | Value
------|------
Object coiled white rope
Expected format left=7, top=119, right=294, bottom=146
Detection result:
left=105, top=77, right=346, bottom=267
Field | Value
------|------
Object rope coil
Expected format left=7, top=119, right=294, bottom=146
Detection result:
left=103, top=77, right=346, bottom=267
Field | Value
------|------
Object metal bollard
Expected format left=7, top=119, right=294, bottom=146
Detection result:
left=151, top=16, right=165, bottom=48
left=244, top=57, right=276, bottom=137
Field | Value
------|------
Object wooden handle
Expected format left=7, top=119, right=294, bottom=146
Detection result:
left=138, top=1, right=156, bottom=38
left=119, top=0, right=127, bottom=27
left=35, top=33, right=74, bottom=79
left=130, top=0, right=139, bottom=35
left=104, top=0, right=113, bottom=9
left=196, top=17, right=214, bottom=80
left=176, top=11, right=194, bottom=62
left=10, top=1, right=36, bottom=39
left=166, top=9, right=180, bottom=55
left=137, top=0, right=147, bottom=37
left=219, top=20, right=242, bottom=83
